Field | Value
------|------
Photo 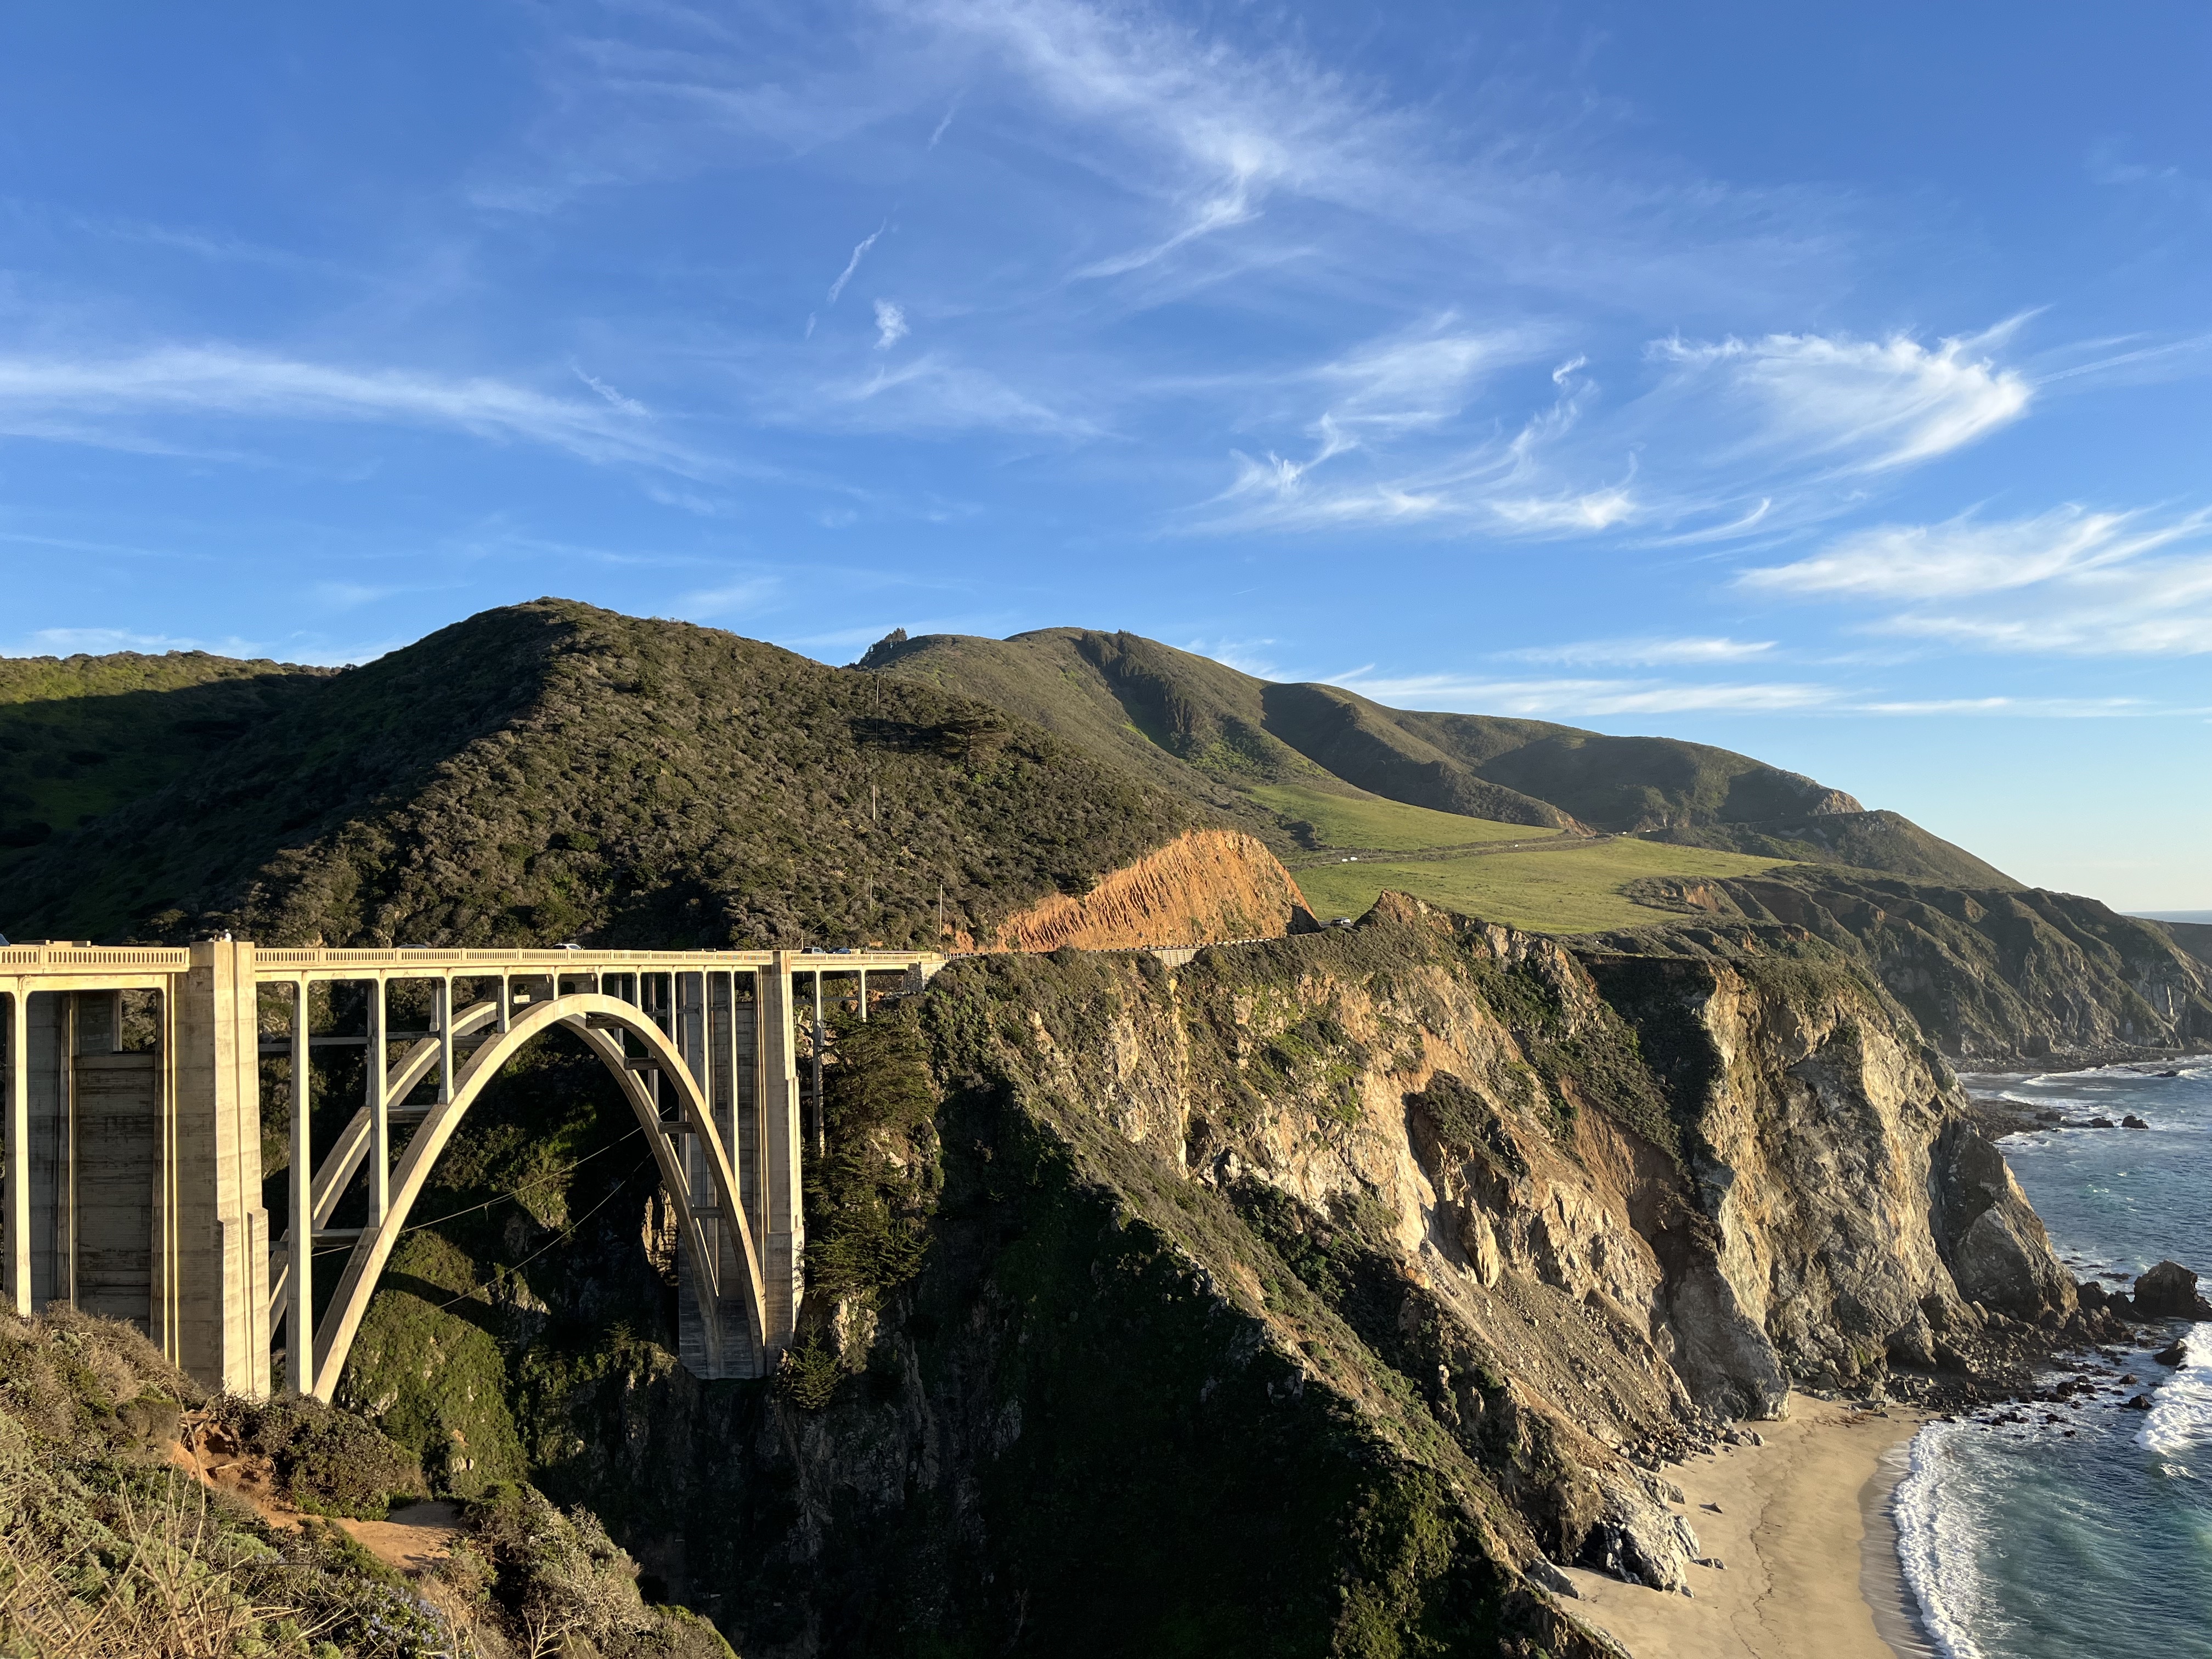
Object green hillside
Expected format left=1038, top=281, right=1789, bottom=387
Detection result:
left=0, top=649, right=330, bottom=883
left=0, top=601, right=1198, bottom=949
left=1248, top=782, right=1556, bottom=852
left=861, top=625, right=2019, bottom=889
left=1294, top=839, right=1791, bottom=934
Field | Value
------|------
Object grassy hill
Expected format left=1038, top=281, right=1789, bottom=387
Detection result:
left=859, top=627, right=2015, bottom=891
left=0, top=650, right=331, bottom=885
left=1295, top=840, right=1792, bottom=934
left=0, top=602, right=1199, bottom=949
left=0, top=606, right=2022, bottom=951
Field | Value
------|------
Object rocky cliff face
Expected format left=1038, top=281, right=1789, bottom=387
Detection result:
left=1589, top=870, right=2212, bottom=1063
left=980, top=828, right=1312, bottom=951
left=485, top=893, right=2071, bottom=1657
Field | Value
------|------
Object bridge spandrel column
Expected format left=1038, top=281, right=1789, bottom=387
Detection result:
left=173, top=942, right=271, bottom=1398
left=757, top=957, right=804, bottom=1356
left=4, top=989, right=28, bottom=1315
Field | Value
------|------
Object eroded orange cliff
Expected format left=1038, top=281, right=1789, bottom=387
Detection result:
left=984, top=828, right=1311, bottom=952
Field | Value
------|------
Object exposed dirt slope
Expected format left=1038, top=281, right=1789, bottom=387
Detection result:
left=982, top=828, right=1312, bottom=951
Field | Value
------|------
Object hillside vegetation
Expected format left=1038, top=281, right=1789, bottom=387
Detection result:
left=0, top=649, right=330, bottom=884
left=860, top=626, right=2017, bottom=889
left=0, top=602, right=1199, bottom=949
left=1295, top=839, right=1792, bottom=934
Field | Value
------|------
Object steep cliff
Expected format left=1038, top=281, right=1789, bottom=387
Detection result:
left=399, top=894, right=2072, bottom=1657
left=1591, top=869, right=2212, bottom=1062
left=980, top=828, right=1313, bottom=951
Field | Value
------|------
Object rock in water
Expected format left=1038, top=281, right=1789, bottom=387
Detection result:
left=2133, top=1261, right=2212, bottom=1319
left=2154, top=1339, right=2190, bottom=1368
left=2121, top=1114, right=2151, bottom=1130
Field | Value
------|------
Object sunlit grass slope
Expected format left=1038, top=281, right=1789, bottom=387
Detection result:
left=1246, top=782, right=1555, bottom=851
left=1294, top=839, right=1791, bottom=934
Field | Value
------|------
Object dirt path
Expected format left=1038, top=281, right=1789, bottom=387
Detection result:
left=169, top=1414, right=461, bottom=1576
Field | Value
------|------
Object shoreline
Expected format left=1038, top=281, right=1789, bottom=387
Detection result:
left=1560, top=1395, right=1929, bottom=1659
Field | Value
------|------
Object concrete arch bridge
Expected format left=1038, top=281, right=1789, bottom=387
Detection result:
left=0, top=940, right=939, bottom=1400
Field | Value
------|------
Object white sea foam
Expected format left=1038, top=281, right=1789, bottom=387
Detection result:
left=1893, top=1421, right=1990, bottom=1659
left=2141, top=1322, right=2212, bottom=1472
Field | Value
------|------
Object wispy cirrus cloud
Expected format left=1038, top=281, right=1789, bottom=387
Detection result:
left=1740, top=506, right=2176, bottom=599
left=0, top=346, right=709, bottom=473
left=1502, top=635, right=1778, bottom=667
left=1650, top=323, right=2034, bottom=473
left=1328, top=669, right=1835, bottom=717
left=1742, top=505, right=2212, bottom=656
left=814, top=351, right=1097, bottom=437
left=1324, top=669, right=2184, bottom=719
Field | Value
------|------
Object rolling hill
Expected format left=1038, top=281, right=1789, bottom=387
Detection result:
left=855, top=625, right=2019, bottom=923
left=0, top=601, right=1206, bottom=950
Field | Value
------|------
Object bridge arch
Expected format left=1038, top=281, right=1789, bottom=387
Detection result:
left=304, top=992, right=766, bottom=1402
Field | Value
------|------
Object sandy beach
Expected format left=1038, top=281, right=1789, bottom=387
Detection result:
left=1560, top=1395, right=1932, bottom=1659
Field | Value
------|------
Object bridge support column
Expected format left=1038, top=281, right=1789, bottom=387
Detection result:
left=285, top=980, right=313, bottom=1397
left=173, top=942, right=270, bottom=1398
left=758, top=956, right=804, bottom=1360
left=4, top=990, right=26, bottom=1316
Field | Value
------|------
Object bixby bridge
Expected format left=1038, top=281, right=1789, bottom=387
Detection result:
left=0, top=940, right=940, bottom=1401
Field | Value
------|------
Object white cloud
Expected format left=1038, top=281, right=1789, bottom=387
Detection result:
left=1652, top=324, right=2033, bottom=472
left=1503, top=636, right=1778, bottom=667
left=1183, top=636, right=1280, bottom=677
left=820, top=352, right=1096, bottom=436
left=826, top=224, right=884, bottom=304
left=1329, top=670, right=1836, bottom=717
left=873, top=298, right=910, bottom=349
left=678, top=576, right=779, bottom=617
left=1742, top=505, right=2212, bottom=657
left=1487, top=488, right=1636, bottom=533
left=1740, top=506, right=2175, bottom=600
left=0, top=346, right=706, bottom=472
left=573, top=366, right=649, bottom=415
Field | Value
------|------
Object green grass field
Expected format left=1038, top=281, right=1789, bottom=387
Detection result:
left=1248, top=782, right=1555, bottom=851
left=1290, top=838, right=1791, bottom=934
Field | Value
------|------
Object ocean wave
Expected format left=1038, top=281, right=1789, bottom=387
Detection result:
left=1894, top=1421, right=1989, bottom=1659
left=2141, top=1322, right=2212, bottom=1472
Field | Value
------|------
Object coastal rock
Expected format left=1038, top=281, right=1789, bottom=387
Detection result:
left=2131, top=1260, right=2212, bottom=1319
left=1526, top=1557, right=1580, bottom=1599
left=1584, top=1469, right=1699, bottom=1592
left=1936, top=1124, right=2076, bottom=1321
left=2155, top=1339, right=2190, bottom=1367
left=2121, top=1115, right=2151, bottom=1130
left=1887, top=1308, right=1938, bottom=1369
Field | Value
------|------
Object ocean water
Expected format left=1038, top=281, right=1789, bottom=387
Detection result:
left=1893, top=1062, right=2212, bottom=1659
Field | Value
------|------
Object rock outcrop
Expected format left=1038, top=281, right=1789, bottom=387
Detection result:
left=982, top=828, right=1312, bottom=951
left=1589, top=870, right=2212, bottom=1064
left=505, top=891, right=2072, bottom=1655
left=2134, top=1261, right=2212, bottom=1319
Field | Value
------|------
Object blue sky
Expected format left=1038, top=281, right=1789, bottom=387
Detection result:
left=2, top=2, right=2207, bottom=908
